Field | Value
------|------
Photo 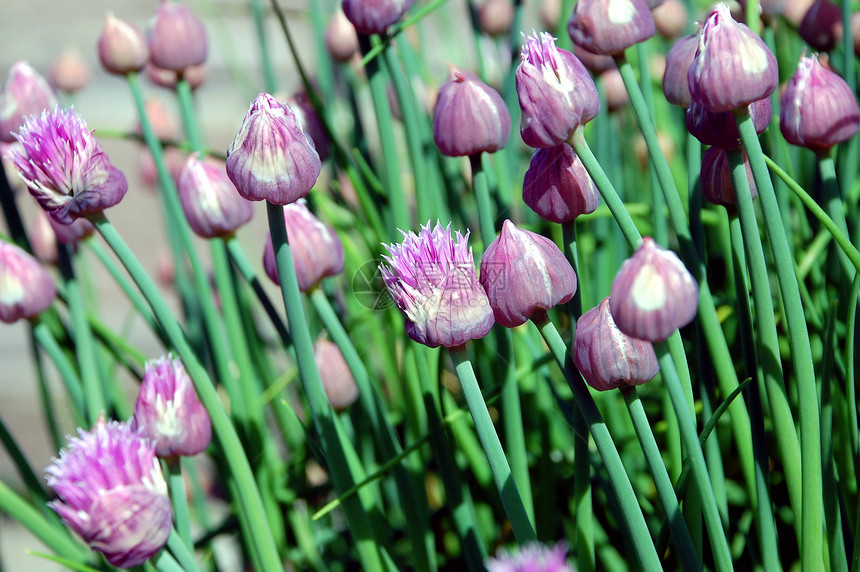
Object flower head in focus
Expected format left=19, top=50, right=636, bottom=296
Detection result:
left=522, top=143, right=599, bottom=223
left=98, top=12, right=149, bottom=76
left=567, top=0, right=656, bottom=56
left=487, top=542, right=573, bottom=572
left=0, top=238, right=57, bottom=323
left=9, top=108, right=127, bottom=224
left=45, top=418, right=173, bottom=568
left=176, top=153, right=253, bottom=238
left=380, top=222, right=494, bottom=348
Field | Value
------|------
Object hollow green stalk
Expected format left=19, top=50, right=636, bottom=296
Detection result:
left=817, top=154, right=856, bottom=280
left=32, top=320, right=86, bottom=426
left=250, top=0, right=277, bottom=93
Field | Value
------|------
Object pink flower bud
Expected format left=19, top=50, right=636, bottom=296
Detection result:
left=342, top=0, right=411, bottom=35
left=131, top=355, right=212, bottom=457
left=98, top=12, right=149, bottom=76
left=380, top=221, right=494, bottom=348
left=326, top=9, right=360, bottom=62
left=574, top=297, right=659, bottom=391
left=601, top=68, right=629, bottom=112
left=480, top=220, right=576, bottom=328
left=287, top=91, right=330, bottom=162
left=29, top=209, right=59, bottom=264
left=226, top=93, right=321, bottom=204
left=522, top=143, right=599, bottom=223
left=687, top=4, right=778, bottom=112
left=433, top=66, right=511, bottom=157
left=652, top=0, right=688, bottom=39
left=516, top=32, right=600, bottom=148
left=176, top=153, right=254, bottom=238
left=570, top=44, right=616, bottom=75
left=799, top=0, right=843, bottom=52
left=146, top=0, right=207, bottom=71
left=662, top=33, right=698, bottom=107
left=0, top=62, right=58, bottom=144
left=686, top=97, right=771, bottom=150
left=699, top=146, right=757, bottom=214
left=0, top=239, right=57, bottom=323
left=568, top=0, right=656, bottom=55
left=478, top=0, right=515, bottom=37
left=47, top=47, right=91, bottom=94
left=610, top=237, right=698, bottom=342
left=314, top=339, right=360, bottom=410
left=49, top=213, right=96, bottom=246
left=263, top=200, right=344, bottom=291
left=46, top=419, right=172, bottom=568
left=780, top=54, right=859, bottom=153
left=144, top=62, right=207, bottom=90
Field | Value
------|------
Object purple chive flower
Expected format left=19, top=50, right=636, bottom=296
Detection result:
left=341, top=0, right=411, bottom=35
left=380, top=221, right=494, bottom=348
left=487, top=542, right=573, bottom=572
left=262, top=199, right=344, bottom=291
left=0, top=239, right=57, bottom=323
left=699, top=146, right=757, bottom=214
left=0, top=62, right=58, bottom=144
left=799, top=0, right=843, bottom=52
left=567, top=0, right=656, bottom=56
left=662, top=33, right=699, bottom=108
left=226, top=93, right=322, bottom=205
left=687, top=4, right=778, bottom=113
left=480, top=220, right=576, bottom=328
left=433, top=66, right=511, bottom=157
left=610, top=237, right=699, bottom=342
left=131, top=355, right=211, bottom=457
left=780, top=54, right=860, bottom=154
left=9, top=107, right=128, bottom=224
left=314, top=338, right=360, bottom=411
left=574, top=297, right=660, bottom=391
left=45, top=419, right=173, bottom=568
left=686, top=96, right=772, bottom=150
left=176, top=153, right=254, bottom=239
left=516, top=32, right=600, bottom=148
left=146, top=0, right=208, bottom=71
left=522, top=143, right=599, bottom=223
left=98, top=12, right=149, bottom=76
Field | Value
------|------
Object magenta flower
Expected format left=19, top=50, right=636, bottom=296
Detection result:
left=9, top=107, right=127, bottom=224
left=522, top=143, right=599, bottom=223
left=380, top=222, right=494, bottom=348
left=176, top=153, right=254, bottom=238
left=131, top=355, right=211, bottom=457
left=487, top=542, right=573, bottom=572
left=662, top=33, right=699, bottom=108
left=226, top=93, right=321, bottom=205
left=0, top=61, right=58, bottom=144
left=0, top=239, right=57, bottom=323
left=146, top=0, right=208, bottom=71
left=45, top=418, right=173, bottom=568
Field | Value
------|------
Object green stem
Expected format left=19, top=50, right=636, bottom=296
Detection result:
left=469, top=153, right=497, bottom=248
left=250, top=0, right=277, bottom=93
left=818, top=154, right=856, bottom=280
left=32, top=320, right=86, bottom=426
left=165, top=528, right=202, bottom=572
left=166, top=460, right=191, bottom=550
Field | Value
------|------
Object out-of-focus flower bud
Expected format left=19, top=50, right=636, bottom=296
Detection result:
left=0, top=238, right=57, bottom=323
left=263, top=200, right=344, bottom=291
left=325, top=9, right=360, bottom=63
left=662, top=33, right=698, bottom=107
left=314, top=339, right=360, bottom=410
left=570, top=44, right=616, bottom=74
left=433, top=66, right=511, bottom=157
left=47, top=47, right=91, bottom=94
left=523, top=143, right=599, bottom=223
left=600, top=68, right=629, bottom=112
left=144, top=62, right=207, bottom=90
left=137, top=97, right=179, bottom=141
left=799, top=0, right=843, bottom=52
left=652, top=0, right=688, bottom=38
left=0, top=62, right=58, bottom=144
left=29, top=208, right=59, bottom=264
left=480, top=219, right=576, bottom=328
left=139, top=147, right=186, bottom=188
left=342, top=0, right=411, bottom=35
left=540, top=0, right=562, bottom=30
left=574, top=297, right=659, bottom=391
left=131, top=355, right=211, bottom=457
left=98, top=12, right=149, bottom=76
left=146, top=0, right=208, bottom=71
left=568, top=0, right=656, bottom=55
left=686, top=97, right=771, bottom=150
left=688, top=4, right=778, bottom=112
left=632, top=131, right=674, bottom=170
left=784, top=0, right=816, bottom=25
left=853, top=13, right=860, bottom=57
left=176, top=153, right=253, bottom=238
left=780, top=54, right=859, bottom=153
left=516, top=32, right=600, bottom=148
left=287, top=91, right=330, bottom=162
left=700, top=146, right=757, bottom=214
left=227, top=93, right=321, bottom=204
left=46, top=418, right=172, bottom=568
left=478, top=0, right=515, bottom=37
left=610, top=236, right=699, bottom=342
left=487, top=542, right=574, bottom=572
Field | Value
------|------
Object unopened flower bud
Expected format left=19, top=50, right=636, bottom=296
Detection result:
left=287, top=91, right=330, bottom=162
left=0, top=62, right=58, bottom=144
left=342, top=0, right=411, bottom=35
left=601, top=68, right=629, bottom=112
left=433, top=66, right=511, bottom=157
left=480, top=220, right=576, bottom=328
left=177, top=153, right=253, bottom=238
left=478, top=0, right=515, bottom=37
left=98, top=12, right=149, bottom=75
left=29, top=209, right=59, bottom=264
left=571, top=44, right=616, bottom=75
left=574, top=297, right=659, bottom=391
left=0, top=239, right=57, bottom=323
left=146, top=0, right=207, bottom=71
left=799, top=0, right=843, bottom=52
left=226, top=93, right=321, bottom=204
left=610, top=236, right=698, bottom=342
left=325, top=9, right=360, bottom=62
left=522, top=143, right=599, bottom=223
left=688, top=4, right=778, bottom=112
left=686, top=97, right=771, bottom=150
left=47, top=47, right=91, bottom=94
left=662, top=33, right=698, bottom=107
left=137, top=97, right=179, bottom=141
left=568, top=0, right=656, bottom=55
left=314, top=339, right=360, bottom=410
left=780, top=54, right=859, bottom=153
left=652, top=0, right=688, bottom=38
left=699, top=146, right=757, bottom=214
left=263, top=200, right=344, bottom=291
left=144, top=62, right=207, bottom=90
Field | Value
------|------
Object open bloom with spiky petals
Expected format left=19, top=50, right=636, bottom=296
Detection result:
left=45, top=418, right=172, bottom=568
left=9, top=107, right=127, bottom=223
left=0, top=62, right=58, bottom=144
left=487, top=542, right=573, bottom=572
left=0, top=239, right=57, bottom=323
left=131, top=355, right=211, bottom=458
left=380, top=222, right=494, bottom=348
left=226, top=93, right=321, bottom=205
left=516, top=32, right=600, bottom=148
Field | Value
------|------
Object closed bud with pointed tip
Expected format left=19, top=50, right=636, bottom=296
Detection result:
left=574, top=297, right=660, bottom=391
left=325, top=9, right=360, bottom=62
left=176, top=153, right=253, bottom=239
left=522, top=143, right=599, bottom=223
left=480, top=220, right=576, bottom=328
left=478, top=0, right=515, bottom=37
left=688, top=4, right=778, bottom=112
left=699, top=146, right=757, bottom=214
left=0, top=62, right=58, bottom=144
left=662, top=33, right=698, bottom=107
left=342, top=0, right=411, bottom=35
left=433, top=66, right=511, bottom=157
left=314, top=339, right=360, bottom=410
left=0, top=239, right=57, bottom=323
left=47, top=47, right=91, bottom=94
left=799, top=0, right=843, bottom=52
left=98, top=12, right=149, bottom=75
left=610, top=237, right=698, bottom=342
left=568, top=0, right=656, bottom=55
left=146, top=0, right=207, bottom=71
